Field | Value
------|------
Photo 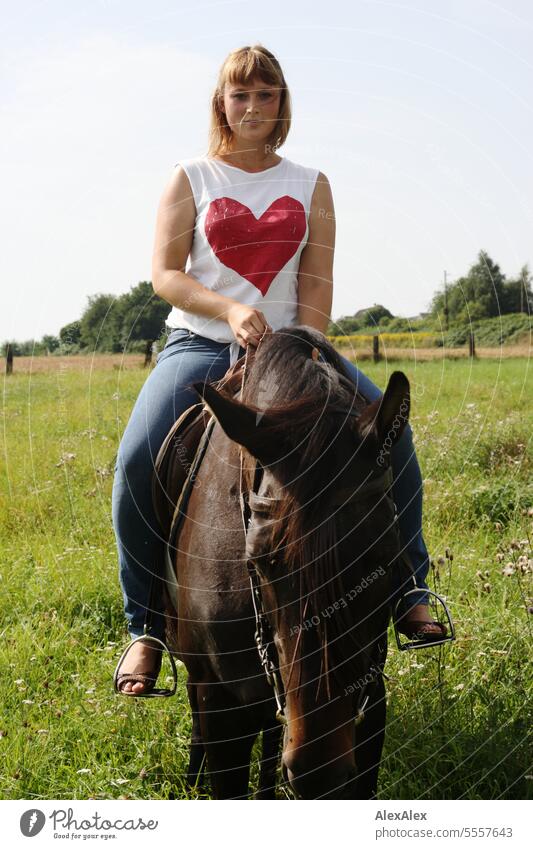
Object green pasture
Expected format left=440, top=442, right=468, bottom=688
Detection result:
left=0, top=356, right=531, bottom=800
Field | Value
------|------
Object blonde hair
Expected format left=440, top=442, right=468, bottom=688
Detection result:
left=207, top=45, right=292, bottom=157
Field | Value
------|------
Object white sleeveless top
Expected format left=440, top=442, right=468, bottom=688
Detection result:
left=165, top=155, right=320, bottom=361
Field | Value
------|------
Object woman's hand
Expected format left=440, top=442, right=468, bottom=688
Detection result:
left=225, top=303, right=272, bottom=347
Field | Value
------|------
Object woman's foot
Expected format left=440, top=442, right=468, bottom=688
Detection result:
left=396, top=603, right=447, bottom=641
left=115, top=638, right=162, bottom=695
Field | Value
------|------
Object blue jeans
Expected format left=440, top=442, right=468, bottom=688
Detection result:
left=112, top=329, right=428, bottom=639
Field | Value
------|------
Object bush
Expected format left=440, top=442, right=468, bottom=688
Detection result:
left=328, top=332, right=439, bottom=349
left=329, top=314, right=531, bottom=349
left=469, top=481, right=532, bottom=524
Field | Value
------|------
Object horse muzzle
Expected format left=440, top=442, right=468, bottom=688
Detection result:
left=282, top=758, right=358, bottom=800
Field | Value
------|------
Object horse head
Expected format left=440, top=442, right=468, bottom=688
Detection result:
left=194, top=326, right=410, bottom=798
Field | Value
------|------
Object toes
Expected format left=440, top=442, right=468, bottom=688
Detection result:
left=119, top=679, right=146, bottom=694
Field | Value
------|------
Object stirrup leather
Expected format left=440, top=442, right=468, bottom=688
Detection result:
left=113, top=634, right=178, bottom=698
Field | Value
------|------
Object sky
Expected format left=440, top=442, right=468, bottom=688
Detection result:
left=2, top=0, right=532, bottom=341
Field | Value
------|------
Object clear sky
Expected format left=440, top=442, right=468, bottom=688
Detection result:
left=2, top=0, right=532, bottom=341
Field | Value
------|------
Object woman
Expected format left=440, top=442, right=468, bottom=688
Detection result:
left=113, top=44, right=446, bottom=696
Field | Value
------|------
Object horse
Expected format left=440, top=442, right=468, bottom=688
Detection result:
left=166, top=326, right=410, bottom=799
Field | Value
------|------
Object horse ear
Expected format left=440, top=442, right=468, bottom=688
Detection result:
left=355, top=371, right=410, bottom=450
left=192, top=381, right=282, bottom=462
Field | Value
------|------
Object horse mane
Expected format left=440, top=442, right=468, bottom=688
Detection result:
left=240, top=327, right=374, bottom=694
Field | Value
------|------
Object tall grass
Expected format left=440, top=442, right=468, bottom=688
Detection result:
left=0, top=357, right=531, bottom=799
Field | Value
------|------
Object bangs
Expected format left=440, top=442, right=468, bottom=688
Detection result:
left=225, top=52, right=282, bottom=89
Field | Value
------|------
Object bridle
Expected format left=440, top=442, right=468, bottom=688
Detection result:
left=237, top=340, right=287, bottom=721
left=237, top=338, right=393, bottom=724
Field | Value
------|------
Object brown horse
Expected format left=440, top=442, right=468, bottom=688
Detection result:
left=166, top=326, right=410, bottom=799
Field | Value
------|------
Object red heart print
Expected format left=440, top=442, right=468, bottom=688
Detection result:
left=205, top=196, right=307, bottom=295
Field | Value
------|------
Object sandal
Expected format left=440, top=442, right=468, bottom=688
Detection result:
left=396, top=619, right=448, bottom=642
left=113, top=634, right=178, bottom=698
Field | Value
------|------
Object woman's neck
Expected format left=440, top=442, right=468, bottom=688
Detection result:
left=213, top=145, right=281, bottom=173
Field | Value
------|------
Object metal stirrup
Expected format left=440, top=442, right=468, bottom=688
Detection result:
left=113, top=632, right=178, bottom=698
left=393, top=584, right=456, bottom=652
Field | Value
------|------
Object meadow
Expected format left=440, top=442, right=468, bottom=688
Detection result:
left=0, top=352, right=531, bottom=800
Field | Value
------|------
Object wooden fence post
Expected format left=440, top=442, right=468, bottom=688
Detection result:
left=143, top=340, right=153, bottom=368
left=468, top=332, right=476, bottom=359
left=372, top=335, right=380, bottom=363
left=5, top=343, right=13, bottom=375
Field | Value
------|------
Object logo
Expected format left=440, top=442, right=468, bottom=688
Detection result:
left=256, top=376, right=280, bottom=425
left=20, top=809, right=46, bottom=837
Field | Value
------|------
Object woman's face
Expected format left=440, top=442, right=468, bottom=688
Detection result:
left=220, top=76, right=282, bottom=146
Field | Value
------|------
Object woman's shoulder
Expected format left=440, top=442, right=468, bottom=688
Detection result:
left=283, top=157, right=324, bottom=191
left=173, top=154, right=209, bottom=172
left=171, top=156, right=213, bottom=198
left=283, top=155, right=321, bottom=175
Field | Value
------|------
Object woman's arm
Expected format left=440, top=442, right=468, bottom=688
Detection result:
left=151, top=166, right=270, bottom=346
left=151, top=166, right=237, bottom=321
left=296, top=172, right=335, bottom=333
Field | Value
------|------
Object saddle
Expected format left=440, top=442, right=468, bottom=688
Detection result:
left=152, top=348, right=253, bottom=539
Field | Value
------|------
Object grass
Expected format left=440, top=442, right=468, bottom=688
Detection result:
left=0, top=355, right=531, bottom=800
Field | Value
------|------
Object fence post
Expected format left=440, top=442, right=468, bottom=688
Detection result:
left=468, top=332, right=476, bottom=359
left=5, top=343, right=13, bottom=375
left=372, top=335, right=380, bottom=363
left=143, top=340, right=153, bottom=368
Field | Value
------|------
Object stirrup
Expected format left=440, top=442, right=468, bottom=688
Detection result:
left=393, top=588, right=456, bottom=651
left=113, top=633, right=178, bottom=698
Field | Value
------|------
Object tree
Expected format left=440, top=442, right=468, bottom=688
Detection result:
left=431, top=251, right=507, bottom=321
left=41, top=335, right=60, bottom=353
left=503, top=264, right=532, bottom=314
left=117, top=281, right=169, bottom=349
left=327, top=305, right=394, bottom=336
left=327, top=315, right=362, bottom=335
left=79, top=294, right=121, bottom=352
left=76, top=283, right=169, bottom=352
left=2, top=339, right=40, bottom=356
left=358, top=304, right=394, bottom=328
left=59, top=321, right=82, bottom=349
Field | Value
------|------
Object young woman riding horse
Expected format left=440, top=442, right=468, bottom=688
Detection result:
left=112, top=43, right=447, bottom=697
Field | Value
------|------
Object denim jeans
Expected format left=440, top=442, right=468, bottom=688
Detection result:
left=112, top=329, right=428, bottom=638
